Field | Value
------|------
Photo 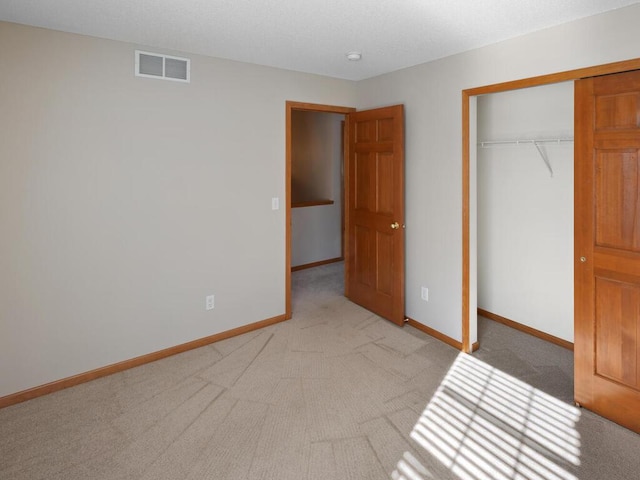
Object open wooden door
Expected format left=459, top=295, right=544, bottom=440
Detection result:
left=345, top=105, right=405, bottom=325
left=575, top=70, right=640, bottom=433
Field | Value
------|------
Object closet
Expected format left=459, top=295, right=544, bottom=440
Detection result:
left=476, top=82, right=574, bottom=343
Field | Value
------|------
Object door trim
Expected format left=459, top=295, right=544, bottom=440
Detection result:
left=285, top=101, right=356, bottom=318
left=461, top=58, right=640, bottom=353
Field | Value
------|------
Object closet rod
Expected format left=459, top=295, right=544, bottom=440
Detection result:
left=478, top=138, right=573, bottom=148
left=478, top=138, right=573, bottom=177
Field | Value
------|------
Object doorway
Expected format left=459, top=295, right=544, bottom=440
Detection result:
left=285, top=102, right=355, bottom=319
left=286, top=102, right=406, bottom=324
left=290, top=109, right=346, bottom=271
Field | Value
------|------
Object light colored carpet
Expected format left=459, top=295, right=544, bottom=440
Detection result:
left=1, top=261, right=639, bottom=479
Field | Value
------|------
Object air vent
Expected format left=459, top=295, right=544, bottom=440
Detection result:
left=135, top=50, right=190, bottom=83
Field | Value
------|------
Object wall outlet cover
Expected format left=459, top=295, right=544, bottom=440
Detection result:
left=206, top=294, right=215, bottom=310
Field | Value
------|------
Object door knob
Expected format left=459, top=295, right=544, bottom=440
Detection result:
left=391, top=222, right=400, bottom=229
left=580, top=256, right=587, bottom=263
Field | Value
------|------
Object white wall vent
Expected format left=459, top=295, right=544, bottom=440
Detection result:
left=135, top=50, right=190, bottom=83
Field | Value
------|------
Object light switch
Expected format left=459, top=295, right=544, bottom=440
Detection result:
left=272, top=197, right=279, bottom=210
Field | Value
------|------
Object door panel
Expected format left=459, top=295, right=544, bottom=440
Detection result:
left=354, top=225, right=372, bottom=286
left=575, top=70, right=640, bottom=433
left=595, top=150, right=640, bottom=250
left=377, top=153, right=394, bottom=214
left=355, top=152, right=373, bottom=211
left=595, top=93, right=640, bottom=130
left=346, top=105, right=404, bottom=325
left=595, top=277, right=640, bottom=388
left=376, top=231, right=394, bottom=296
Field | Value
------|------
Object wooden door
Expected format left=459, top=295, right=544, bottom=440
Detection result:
left=575, top=70, right=640, bottom=433
left=346, top=105, right=405, bottom=325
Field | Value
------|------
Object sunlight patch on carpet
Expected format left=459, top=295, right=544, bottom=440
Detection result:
left=393, top=353, right=581, bottom=480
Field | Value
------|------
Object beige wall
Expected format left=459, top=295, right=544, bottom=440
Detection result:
left=3, top=4, right=640, bottom=398
left=356, top=3, right=640, bottom=343
left=0, top=21, right=356, bottom=397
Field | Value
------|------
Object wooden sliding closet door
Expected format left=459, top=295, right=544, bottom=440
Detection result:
left=575, top=70, right=640, bottom=433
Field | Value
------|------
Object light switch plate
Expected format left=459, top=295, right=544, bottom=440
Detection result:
left=206, top=295, right=215, bottom=310
left=421, top=287, right=429, bottom=302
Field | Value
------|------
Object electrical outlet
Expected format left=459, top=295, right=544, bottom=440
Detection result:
left=421, top=286, right=429, bottom=302
left=206, top=294, right=215, bottom=311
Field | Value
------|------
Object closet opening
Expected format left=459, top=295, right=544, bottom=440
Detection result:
left=461, top=58, right=640, bottom=354
left=476, top=82, right=575, bottom=349
left=470, top=83, right=576, bottom=402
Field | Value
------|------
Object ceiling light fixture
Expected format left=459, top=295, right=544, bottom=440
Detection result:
left=346, top=51, right=362, bottom=61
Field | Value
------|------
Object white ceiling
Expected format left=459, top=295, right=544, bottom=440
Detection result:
left=1, top=0, right=638, bottom=81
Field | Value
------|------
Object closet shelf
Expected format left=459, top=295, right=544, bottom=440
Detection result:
left=478, top=137, right=574, bottom=177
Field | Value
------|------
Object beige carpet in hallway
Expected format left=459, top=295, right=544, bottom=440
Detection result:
left=1, top=261, right=639, bottom=479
